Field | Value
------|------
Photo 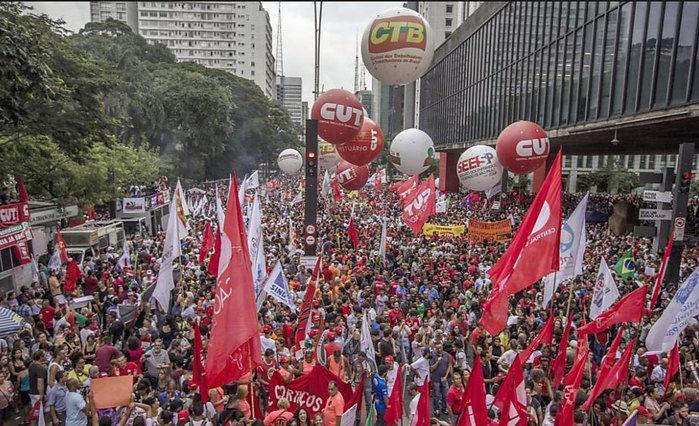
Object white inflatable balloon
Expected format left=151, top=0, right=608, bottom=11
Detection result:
left=456, top=145, right=503, bottom=191
left=361, top=7, right=435, bottom=86
left=318, top=139, right=341, bottom=170
left=389, top=128, right=436, bottom=176
left=277, top=149, right=303, bottom=175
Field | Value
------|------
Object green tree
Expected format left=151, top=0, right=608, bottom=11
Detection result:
left=578, top=157, right=640, bottom=194
left=0, top=3, right=115, bottom=160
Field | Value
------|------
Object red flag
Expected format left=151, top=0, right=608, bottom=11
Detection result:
left=385, top=365, right=403, bottom=426
left=664, top=343, right=680, bottom=396
left=198, top=221, right=214, bottom=265
left=205, top=176, right=262, bottom=388
left=457, top=356, right=489, bottom=426
left=416, top=379, right=431, bottom=426
left=518, top=315, right=554, bottom=364
left=597, top=326, right=625, bottom=381
left=397, top=175, right=419, bottom=204
left=492, top=356, right=527, bottom=426
left=576, top=286, right=647, bottom=335
left=207, top=228, right=221, bottom=277
left=554, top=348, right=589, bottom=426
left=332, top=178, right=342, bottom=201
left=649, top=234, right=673, bottom=313
left=347, top=217, right=359, bottom=249
left=192, top=319, right=208, bottom=403
left=552, top=313, right=573, bottom=390
left=63, top=258, right=81, bottom=294
left=481, top=151, right=562, bottom=335
left=17, top=178, right=29, bottom=202
left=295, top=256, right=322, bottom=347
left=581, top=338, right=636, bottom=410
left=402, top=174, right=436, bottom=235
left=56, top=228, right=69, bottom=264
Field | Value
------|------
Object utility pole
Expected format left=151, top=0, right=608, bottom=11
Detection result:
left=664, top=142, right=695, bottom=285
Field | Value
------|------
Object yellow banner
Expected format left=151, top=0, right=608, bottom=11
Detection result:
left=467, top=219, right=512, bottom=242
left=422, top=223, right=466, bottom=237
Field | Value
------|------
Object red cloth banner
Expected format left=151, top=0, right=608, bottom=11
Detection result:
left=267, top=365, right=352, bottom=418
left=402, top=174, right=436, bottom=235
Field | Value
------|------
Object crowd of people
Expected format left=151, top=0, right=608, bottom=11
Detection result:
left=0, top=173, right=697, bottom=426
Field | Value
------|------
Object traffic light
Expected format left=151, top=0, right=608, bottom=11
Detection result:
left=306, top=143, right=318, bottom=178
left=679, top=171, right=693, bottom=194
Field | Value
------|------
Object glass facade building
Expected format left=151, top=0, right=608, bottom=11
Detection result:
left=419, top=1, right=699, bottom=150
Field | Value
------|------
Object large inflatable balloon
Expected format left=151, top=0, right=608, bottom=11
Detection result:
left=335, top=160, right=370, bottom=190
left=311, top=89, right=364, bottom=145
left=389, top=128, right=436, bottom=175
left=496, top=121, right=550, bottom=174
left=277, top=149, right=303, bottom=175
left=337, top=118, right=384, bottom=166
left=457, top=145, right=503, bottom=191
left=319, top=139, right=341, bottom=170
left=361, top=7, right=435, bottom=86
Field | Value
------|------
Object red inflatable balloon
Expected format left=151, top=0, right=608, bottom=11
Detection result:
left=311, top=89, right=364, bottom=145
left=496, top=121, right=550, bottom=174
left=337, top=118, right=384, bottom=166
left=335, top=160, right=370, bottom=190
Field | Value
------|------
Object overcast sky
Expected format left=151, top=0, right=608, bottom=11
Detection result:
left=24, top=1, right=402, bottom=102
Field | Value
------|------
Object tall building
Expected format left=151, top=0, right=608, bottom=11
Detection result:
left=91, top=2, right=276, bottom=98
left=276, top=76, right=303, bottom=127
left=355, top=90, right=373, bottom=120
left=417, top=1, right=699, bottom=193
left=89, top=1, right=139, bottom=30
left=417, top=1, right=483, bottom=45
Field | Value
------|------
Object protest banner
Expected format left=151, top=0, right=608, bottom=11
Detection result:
left=267, top=365, right=352, bottom=417
left=91, top=375, right=133, bottom=409
left=422, top=223, right=465, bottom=237
left=467, top=218, right=513, bottom=242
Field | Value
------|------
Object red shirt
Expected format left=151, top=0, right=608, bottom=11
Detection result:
left=94, top=345, right=121, bottom=373
left=446, top=385, right=464, bottom=414
left=113, top=362, right=140, bottom=378
left=39, top=306, right=56, bottom=329
left=388, top=309, right=404, bottom=327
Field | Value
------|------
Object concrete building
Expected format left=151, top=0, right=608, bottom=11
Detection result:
left=417, top=1, right=483, bottom=44
left=276, top=76, right=303, bottom=127
left=89, top=1, right=138, bottom=30
left=91, top=2, right=276, bottom=98
left=355, top=90, right=374, bottom=121
left=417, top=1, right=699, bottom=193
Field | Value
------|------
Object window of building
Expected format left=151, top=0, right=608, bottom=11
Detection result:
left=639, top=2, right=662, bottom=110
left=577, top=156, right=584, bottom=168
left=446, top=18, right=452, bottom=27
left=673, top=2, right=698, bottom=103
left=446, top=4, right=453, bottom=14
left=649, top=155, right=656, bottom=170
left=625, top=2, right=648, bottom=113
left=585, top=156, right=593, bottom=168
left=653, top=2, right=679, bottom=107
left=564, top=156, right=572, bottom=168
left=640, top=155, right=648, bottom=169
left=612, top=2, right=632, bottom=116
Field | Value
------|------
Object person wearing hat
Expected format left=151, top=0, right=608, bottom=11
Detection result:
left=260, top=325, right=276, bottom=355
left=610, top=400, right=629, bottom=424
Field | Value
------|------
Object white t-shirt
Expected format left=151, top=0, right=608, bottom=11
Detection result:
left=260, top=335, right=276, bottom=354
left=410, top=356, right=430, bottom=386
left=409, top=394, right=420, bottom=426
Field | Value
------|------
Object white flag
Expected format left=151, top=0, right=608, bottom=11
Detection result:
left=542, top=193, right=588, bottom=307
left=152, top=257, right=175, bottom=311
left=31, top=255, right=40, bottom=283
left=589, top=257, right=621, bottom=320
left=247, top=170, right=260, bottom=190
left=215, top=184, right=225, bottom=233
left=646, top=267, right=699, bottom=353
left=485, top=182, right=502, bottom=200
left=361, top=310, right=377, bottom=371
left=238, top=173, right=248, bottom=210
left=257, top=261, right=296, bottom=311
left=193, top=194, right=207, bottom=217
left=247, top=193, right=266, bottom=295
left=118, top=239, right=131, bottom=268
left=173, top=179, right=190, bottom=237
left=49, top=250, right=61, bottom=273
left=291, top=192, right=302, bottom=205
left=37, top=401, right=46, bottom=426
left=163, top=193, right=182, bottom=260
left=436, top=196, right=448, bottom=213
left=322, top=170, right=332, bottom=198
left=378, top=219, right=387, bottom=265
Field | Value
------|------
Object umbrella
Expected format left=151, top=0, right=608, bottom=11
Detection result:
left=0, top=307, right=25, bottom=338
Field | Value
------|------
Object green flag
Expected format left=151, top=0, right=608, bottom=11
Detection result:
left=365, top=403, right=376, bottom=426
left=614, top=250, right=636, bottom=280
